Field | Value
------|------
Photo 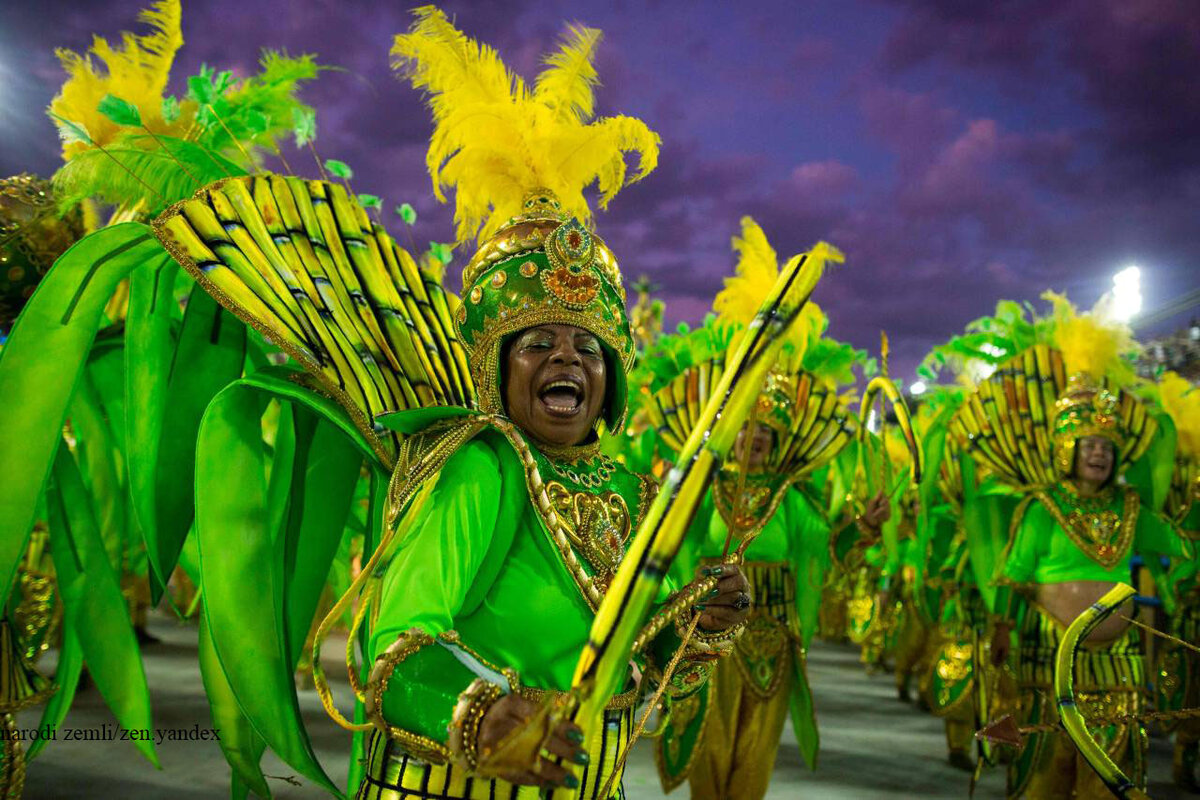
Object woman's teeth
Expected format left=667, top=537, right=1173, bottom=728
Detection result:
left=540, top=381, right=582, bottom=413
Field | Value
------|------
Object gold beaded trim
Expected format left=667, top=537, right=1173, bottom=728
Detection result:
left=515, top=684, right=640, bottom=711
left=544, top=452, right=616, bottom=488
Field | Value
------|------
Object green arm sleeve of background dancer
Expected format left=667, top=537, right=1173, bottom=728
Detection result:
left=789, top=490, right=832, bottom=646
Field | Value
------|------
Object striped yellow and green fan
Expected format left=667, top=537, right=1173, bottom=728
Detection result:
left=153, top=175, right=473, bottom=465
left=645, top=348, right=855, bottom=479
left=639, top=217, right=855, bottom=478
left=949, top=342, right=1155, bottom=487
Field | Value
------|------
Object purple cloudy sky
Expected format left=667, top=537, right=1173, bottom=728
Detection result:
left=3, top=0, right=1197, bottom=380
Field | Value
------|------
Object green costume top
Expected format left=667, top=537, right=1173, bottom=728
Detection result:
left=676, top=481, right=831, bottom=644
left=994, top=482, right=1194, bottom=621
left=369, top=424, right=663, bottom=756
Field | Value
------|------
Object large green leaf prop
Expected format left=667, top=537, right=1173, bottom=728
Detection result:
left=26, top=628, right=82, bottom=761
left=0, top=224, right=159, bottom=598
left=124, top=257, right=182, bottom=597
left=195, top=368, right=376, bottom=796
left=130, top=281, right=248, bottom=602
left=46, top=445, right=157, bottom=766
left=199, top=614, right=270, bottom=798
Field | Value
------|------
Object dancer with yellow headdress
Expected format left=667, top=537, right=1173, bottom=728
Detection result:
left=950, top=292, right=1194, bottom=797
left=631, top=218, right=882, bottom=799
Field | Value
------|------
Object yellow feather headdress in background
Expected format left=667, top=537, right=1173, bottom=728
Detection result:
left=714, top=216, right=842, bottom=366
left=1042, top=289, right=1139, bottom=387
left=1161, top=371, right=1200, bottom=460
left=48, top=0, right=189, bottom=160
left=391, top=6, right=660, bottom=243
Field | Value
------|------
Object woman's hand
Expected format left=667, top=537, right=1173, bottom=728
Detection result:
left=693, top=563, right=752, bottom=631
left=862, top=490, right=891, bottom=530
left=476, top=694, right=587, bottom=788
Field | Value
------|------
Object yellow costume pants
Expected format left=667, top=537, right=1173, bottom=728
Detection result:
left=1007, top=609, right=1146, bottom=799
left=687, top=653, right=793, bottom=800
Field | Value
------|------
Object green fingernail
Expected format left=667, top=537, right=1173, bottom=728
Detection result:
left=563, top=775, right=580, bottom=789
left=566, top=729, right=584, bottom=744
left=694, top=604, right=707, bottom=611
left=703, top=566, right=723, bottom=576
left=573, top=750, right=590, bottom=765
left=708, top=588, right=720, bottom=597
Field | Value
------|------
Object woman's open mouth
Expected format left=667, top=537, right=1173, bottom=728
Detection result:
left=538, top=378, right=585, bottom=417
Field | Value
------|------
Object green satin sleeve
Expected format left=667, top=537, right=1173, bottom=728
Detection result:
left=1135, top=506, right=1195, bottom=560
left=999, top=500, right=1042, bottom=586
left=993, top=499, right=1039, bottom=623
left=370, top=438, right=514, bottom=744
left=787, top=489, right=832, bottom=646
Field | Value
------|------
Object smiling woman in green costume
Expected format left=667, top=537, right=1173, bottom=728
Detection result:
left=948, top=292, right=1195, bottom=797
left=312, top=10, right=755, bottom=798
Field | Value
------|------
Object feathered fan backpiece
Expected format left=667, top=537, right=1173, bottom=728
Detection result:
left=391, top=6, right=660, bottom=243
left=1160, top=372, right=1200, bottom=461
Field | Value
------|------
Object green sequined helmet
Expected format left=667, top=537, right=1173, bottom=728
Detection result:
left=456, top=190, right=635, bottom=430
left=1052, top=374, right=1127, bottom=479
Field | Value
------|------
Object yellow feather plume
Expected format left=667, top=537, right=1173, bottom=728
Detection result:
left=713, top=217, right=842, bottom=363
left=1161, top=372, right=1200, bottom=460
left=391, top=6, right=660, bottom=243
left=48, top=0, right=190, bottom=160
left=1042, top=290, right=1139, bottom=386
left=534, top=25, right=602, bottom=122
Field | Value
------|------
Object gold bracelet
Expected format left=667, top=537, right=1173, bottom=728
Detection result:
left=362, top=628, right=453, bottom=764
left=678, top=616, right=744, bottom=658
left=448, top=678, right=504, bottom=772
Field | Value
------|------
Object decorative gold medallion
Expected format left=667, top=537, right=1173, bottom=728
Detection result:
left=544, top=482, right=631, bottom=589
left=540, top=266, right=600, bottom=309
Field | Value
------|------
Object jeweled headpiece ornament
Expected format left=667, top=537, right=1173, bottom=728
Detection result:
left=1052, top=373, right=1127, bottom=477
left=392, top=7, right=660, bottom=429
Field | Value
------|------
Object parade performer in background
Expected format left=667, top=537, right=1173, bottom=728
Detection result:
left=633, top=218, right=886, bottom=799
left=952, top=292, right=1194, bottom=797
left=1150, top=372, right=1200, bottom=792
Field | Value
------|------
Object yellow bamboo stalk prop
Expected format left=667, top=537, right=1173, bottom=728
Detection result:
left=557, top=242, right=842, bottom=794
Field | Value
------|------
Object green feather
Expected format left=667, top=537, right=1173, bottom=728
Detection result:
left=324, top=159, right=353, bottom=179
left=53, top=133, right=244, bottom=212
left=97, top=94, right=143, bottom=128
left=292, top=107, right=316, bottom=147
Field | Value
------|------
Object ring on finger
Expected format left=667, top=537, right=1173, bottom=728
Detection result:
left=733, top=592, right=751, bottom=611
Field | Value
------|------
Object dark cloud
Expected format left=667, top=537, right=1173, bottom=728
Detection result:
left=2, top=0, right=1196, bottom=380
